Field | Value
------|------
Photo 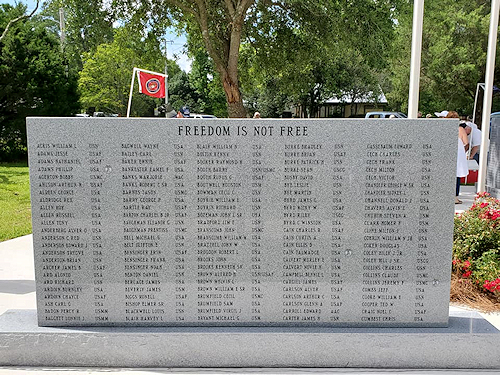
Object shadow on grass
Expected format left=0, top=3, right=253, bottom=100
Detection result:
left=0, top=162, right=32, bottom=241
left=0, top=162, right=30, bottom=185
left=0, top=171, right=30, bottom=185
left=0, top=160, right=28, bottom=168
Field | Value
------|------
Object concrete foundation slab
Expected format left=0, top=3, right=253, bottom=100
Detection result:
left=0, top=309, right=499, bottom=369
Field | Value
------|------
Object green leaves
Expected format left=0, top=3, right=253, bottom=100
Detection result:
left=388, top=0, right=494, bottom=115
left=241, top=0, right=393, bottom=117
left=0, top=4, right=79, bottom=161
left=79, top=27, right=173, bottom=116
left=453, top=194, right=500, bottom=297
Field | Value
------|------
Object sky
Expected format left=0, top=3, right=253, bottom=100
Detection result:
left=2, top=0, right=192, bottom=71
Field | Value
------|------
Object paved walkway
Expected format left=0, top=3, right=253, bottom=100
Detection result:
left=1, top=369, right=500, bottom=374
left=454, top=184, right=477, bottom=214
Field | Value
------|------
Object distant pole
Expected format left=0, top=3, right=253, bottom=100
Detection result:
left=164, top=39, right=174, bottom=117
left=59, top=8, right=65, bottom=52
left=478, top=0, right=500, bottom=192
left=408, top=0, right=425, bottom=119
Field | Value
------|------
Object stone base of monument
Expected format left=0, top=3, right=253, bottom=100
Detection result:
left=0, top=309, right=499, bottom=369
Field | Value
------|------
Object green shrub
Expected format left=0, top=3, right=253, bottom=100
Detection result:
left=453, top=192, right=500, bottom=297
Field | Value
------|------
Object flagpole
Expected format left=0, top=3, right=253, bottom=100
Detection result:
left=127, top=68, right=137, bottom=118
left=164, top=39, right=173, bottom=118
left=134, top=67, right=167, bottom=76
left=129, top=67, right=167, bottom=117
left=477, top=0, right=500, bottom=192
left=408, top=0, right=425, bottom=119
left=165, top=39, right=168, bottom=118
left=165, top=63, right=168, bottom=118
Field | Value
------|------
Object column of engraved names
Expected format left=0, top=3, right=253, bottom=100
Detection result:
left=250, top=142, right=265, bottom=322
left=328, top=144, right=348, bottom=322
left=121, top=142, right=168, bottom=323
left=249, top=129, right=277, bottom=322
left=36, top=141, right=85, bottom=323
left=195, top=142, right=245, bottom=323
left=282, top=143, right=325, bottom=323
left=414, top=143, right=432, bottom=322
left=173, top=143, right=188, bottom=323
left=87, top=143, right=109, bottom=323
left=362, top=143, right=414, bottom=323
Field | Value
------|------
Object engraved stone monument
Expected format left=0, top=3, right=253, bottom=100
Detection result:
left=27, top=117, right=456, bottom=327
left=487, top=117, right=500, bottom=198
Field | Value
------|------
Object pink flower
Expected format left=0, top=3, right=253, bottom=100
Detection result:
left=463, top=260, right=471, bottom=268
left=483, top=279, right=500, bottom=292
left=476, top=192, right=490, bottom=198
left=480, top=202, right=489, bottom=208
left=462, top=271, right=472, bottom=278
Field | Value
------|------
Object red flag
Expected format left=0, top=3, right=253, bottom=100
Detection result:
left=137, top=71, right=165, bottom=98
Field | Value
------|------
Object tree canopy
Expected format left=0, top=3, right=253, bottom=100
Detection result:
left=49, top=0, right=497, bottom=120
left=0, top=3, right=79, bottom=161
left=387, top=0, right=500, bottom=121
left=1, top=0, right=498, bottom=151
left=107, top=0, right=398, bottom=117
left=79, top=27, right=176, bottom=116
left=238, top=0, right=395, bottom=117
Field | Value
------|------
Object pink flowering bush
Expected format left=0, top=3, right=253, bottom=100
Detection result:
left=453, top=192, right=500, bottom=298
left=483, top=278, right=500, bottom=293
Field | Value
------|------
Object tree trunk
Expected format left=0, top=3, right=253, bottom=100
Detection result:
left=190, top=0, right=252, bottom=118
left=221, top=70, right=247, bottom=118
left=227, top=100, right=247, bottom=118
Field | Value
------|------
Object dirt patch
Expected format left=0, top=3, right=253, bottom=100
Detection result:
left=450, top=273, right=500, bottom=313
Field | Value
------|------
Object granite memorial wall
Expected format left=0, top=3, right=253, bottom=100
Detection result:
left=487, top=117, right=500, bottom=198
left=27, top=118, right=456, bottom=327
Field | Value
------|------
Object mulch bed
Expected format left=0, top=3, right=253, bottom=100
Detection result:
left=450, top=272, right=500, bottom=313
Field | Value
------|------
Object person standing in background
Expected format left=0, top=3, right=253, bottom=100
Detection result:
left=461, top=123, right=482, bottom=163
left=447, top=111, right=469, bottom=204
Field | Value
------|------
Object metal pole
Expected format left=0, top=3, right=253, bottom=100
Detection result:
left=408, top=0, right=425, bottom=119
left=164, top=39, right=173, bottom=117
left=472, top=83, right=483, bottom=125
left=127, top=68, right=137, bottom=118
left=59, top=8, right=65, bottom=52
left=164, top=40, right=168, bottom=118
left=165, top=44, right=168, bottom=118
left=477, top=0, right=500, bottom=192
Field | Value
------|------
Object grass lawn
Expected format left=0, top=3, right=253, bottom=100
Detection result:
left=0, top=162, right=31, bottom=242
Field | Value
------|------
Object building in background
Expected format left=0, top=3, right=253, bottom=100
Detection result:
left=292, top=91, right=388, bottom=118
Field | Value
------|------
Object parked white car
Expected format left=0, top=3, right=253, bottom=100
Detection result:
left=365, top=111, right=407, bottom=118
left=190, top=113, right=217, bottom=118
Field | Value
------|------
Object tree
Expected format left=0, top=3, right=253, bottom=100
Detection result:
left=79, top=26, right=192, bottom=116
left=56, top=0, right=402, bottom=118
left=187, top=45, right=228, bottom=117
left=387, top=0, right=498, bottom=121
left=0, top=0, right=39, bottom=43
left=242, top=74, right=290, bottom=118
left=112, top=0, right=254, bottom=117
left=239, top=0, right=395, bottom=117
left=44, top=0, right=115, bottom=72
left=107, top=0, right=396, bottom=117
left=0, top=4, right=79, bottom=161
